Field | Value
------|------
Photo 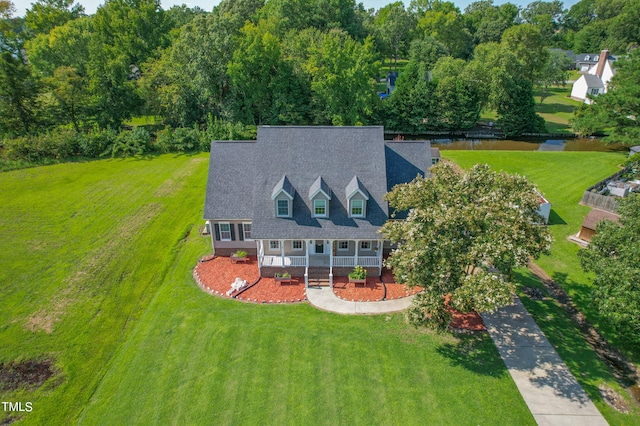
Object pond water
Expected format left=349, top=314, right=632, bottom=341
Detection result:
left=426, top=137, right=626, bottom=152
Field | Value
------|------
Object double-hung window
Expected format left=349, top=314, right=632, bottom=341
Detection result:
left=360, top=240, right=371, bottom=250
left=277, top=199, right=289, bottom=217
left=242, top=223, right=252, bottom=240
left=219, top=223, right=232, bottom=241
left=269, top=240, right=280, bottom=250
left=292, top=240, right=303, bottom=251
left=338, top=241, right=349, bottom=251
left=350, top=199, right=364, bottom=217
left=314, top=199, right=327, bottom=217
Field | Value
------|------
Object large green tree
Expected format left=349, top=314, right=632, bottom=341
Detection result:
left=227, top=23, right=310, bottom=124
left=24, top=0, right=84, bottom=36
left=579, top=193, right=640, bottom=345
left=382, top=163, right=552, bottom=329
left=571, top=48, right=640, bottom=145
left=305, top=29, right=379, bottom=125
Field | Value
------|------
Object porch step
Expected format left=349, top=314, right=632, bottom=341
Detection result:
left=307, top=278, right=331, bottom=287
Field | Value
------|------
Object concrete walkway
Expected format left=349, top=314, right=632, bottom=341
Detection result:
left=482, top=298, right=608, bottom=426
left=306, top=286, right=413, bottom=314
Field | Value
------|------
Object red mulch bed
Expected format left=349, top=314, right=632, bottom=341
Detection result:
left=237, top=277, right=306, bottom=303
left=383, top=267, right=485, bottom=331
left=333, top=276, right=385, bottom=301
left=193, top=256, right=305, bottom=303
left=444, top=294, right=486, bottom=332
left=381, top=268, right=423, bottom=300
left=194, top=256, right=260, bottom=299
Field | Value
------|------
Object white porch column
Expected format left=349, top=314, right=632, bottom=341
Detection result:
left=329, top=240, right=333, bottom=268
left=280, top=239, right=285, bottom=268
left=354, top=240, right=359, bottom=266
left=257, top=240, right=262, bottom=275
left=377, top=239, right=384, bottom=275
left=305, top=240, right=310, bottom=287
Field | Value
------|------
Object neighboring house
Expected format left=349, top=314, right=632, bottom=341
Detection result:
left=571, top=50, right=616, bottom=103
left=577, top=209, right=620, bottom=243
left=574, top=52, right=617, bottom=72
left=630, top=146, right=640, bottom=156
left=204, top=126, right=433, bottom=285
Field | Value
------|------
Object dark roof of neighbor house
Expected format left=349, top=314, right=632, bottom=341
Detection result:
left=204, top=126, right=432, bottom=240
left=582, top=74, right=605, bottom=88
left=630, top=146, right=640, bottom=154
left=581, top=209, right=620, bottom=231
left=575, top=53, right=616, bottom=63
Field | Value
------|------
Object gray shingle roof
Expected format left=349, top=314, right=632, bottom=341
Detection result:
left=204, top=140, right=257, bottom=219
left=345, top=176, right=369, bottom=200
left=385, top=141, right=431, bottom=191
left=309, top=176, right=331, bottom=199
left=204, top=126, right=432, bottom=240
left=583, top=74, right=604, bottom=88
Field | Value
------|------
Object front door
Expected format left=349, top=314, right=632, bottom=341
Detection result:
left=315, top=241, right=324, bottom=254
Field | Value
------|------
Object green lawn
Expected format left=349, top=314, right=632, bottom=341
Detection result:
left=534, top=86, right=582, bottom=134
left=1, top=154, right=534, bottom=425
left=444, top=151, right=640, bottom=423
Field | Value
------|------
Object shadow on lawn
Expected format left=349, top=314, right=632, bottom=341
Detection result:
left=436, top=334, right=508, bottom=378
left=548, top=209, right=567, bottom=226
left=536, top=102, right=576, bottom=115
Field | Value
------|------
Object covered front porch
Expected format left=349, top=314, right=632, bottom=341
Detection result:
left=256, top=239, right=385, bottom=286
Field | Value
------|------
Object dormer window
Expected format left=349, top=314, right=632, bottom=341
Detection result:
left=277, top=199, right=290, bottom=217
left=309, top=176, right=331, bottom=218
left=314, top=199, right=327, bottom=217
left=346, top=176, right=369, bottom=219
left=272, top=175, right=295, bottom=218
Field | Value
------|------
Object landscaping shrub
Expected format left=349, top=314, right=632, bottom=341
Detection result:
left=155, top=126, right=200, bottom=153
left=3, top=127, right=81, bottom=162
left=111, top=127, right=151, bottom=157
left=78, top=128, right=117, bottom=158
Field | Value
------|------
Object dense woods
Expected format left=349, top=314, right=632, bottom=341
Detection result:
left=0, top=0, right=638, bottom=162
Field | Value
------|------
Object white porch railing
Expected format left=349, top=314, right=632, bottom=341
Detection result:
left=260, top=255, right=307, bottom=267
left=332, top=256, right=380, bottom=267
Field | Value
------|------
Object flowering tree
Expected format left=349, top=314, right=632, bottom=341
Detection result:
left=381, top=163, right=552, bottom=329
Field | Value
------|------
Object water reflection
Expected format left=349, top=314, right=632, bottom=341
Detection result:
left=428, top=138, right=625, bottom=152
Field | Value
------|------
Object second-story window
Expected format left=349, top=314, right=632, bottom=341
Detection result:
left=277, top=199, right=289, bottom=217
left=314, top=199, right=327, bottom=217
left=350, top=199, right=364, bottom=217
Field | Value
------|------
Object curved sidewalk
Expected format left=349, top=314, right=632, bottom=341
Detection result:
left=306, top=286, right=414, bottom=314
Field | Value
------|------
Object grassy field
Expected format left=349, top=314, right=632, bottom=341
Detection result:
left=534, top=86, right=582, bottom=134
left=1, top=154, right=534, bottom=425
left=444, top=151, right=640, bottom=423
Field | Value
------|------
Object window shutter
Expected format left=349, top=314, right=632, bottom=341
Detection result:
left=238, top=224, right=244, bottom=241
left=230, top=224, right=235, bottom=241
left=214, top=224, right=220, bottom=241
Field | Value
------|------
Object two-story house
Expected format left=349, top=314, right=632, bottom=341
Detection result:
left=204, top=126, right=432, bottom=285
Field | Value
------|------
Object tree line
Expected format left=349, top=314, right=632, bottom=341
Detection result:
left=0, top=0, right=638, bottom=163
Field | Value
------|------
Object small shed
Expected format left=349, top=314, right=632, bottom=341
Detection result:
left=577, top=209, right=620, bottom=242
left=537, top=193, right=551, bottom=224
left=430, top=147, right=440, bottom=165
